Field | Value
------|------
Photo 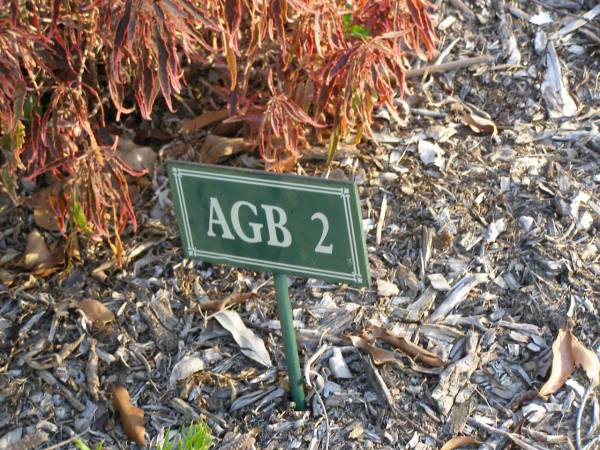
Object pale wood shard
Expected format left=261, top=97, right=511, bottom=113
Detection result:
left=429, top=274, right=488, bottom=323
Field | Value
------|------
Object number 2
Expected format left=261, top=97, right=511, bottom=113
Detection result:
left=311, top=212, right=333, bottom=254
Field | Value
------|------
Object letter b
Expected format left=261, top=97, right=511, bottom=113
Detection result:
left=261, top=204, right=292, bottom=247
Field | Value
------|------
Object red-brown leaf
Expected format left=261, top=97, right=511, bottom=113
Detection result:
left=112, top=385, right=145, bottom=446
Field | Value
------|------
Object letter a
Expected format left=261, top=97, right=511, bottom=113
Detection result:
left=207, top=197, right=235, bottom=240
left=261, top=204, right=292, bottom=247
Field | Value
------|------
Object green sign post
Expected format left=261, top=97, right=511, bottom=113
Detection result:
left=167, top=161, right=370, bottom=409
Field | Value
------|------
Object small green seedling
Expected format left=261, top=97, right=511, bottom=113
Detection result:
left=73, top=437, right=104, bottom=450
left=157, top=422, right=212, bottom=450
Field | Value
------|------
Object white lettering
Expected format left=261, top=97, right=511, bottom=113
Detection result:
left=207, top=197, right=235, bottom=240
left=311, top=212, right=333, bottom=254
left=261, top=204, right=292, bottom=247
left=231, top=201, right=263, bottom=243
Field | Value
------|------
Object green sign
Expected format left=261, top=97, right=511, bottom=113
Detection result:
left=167, top=161, right=370, bottom=287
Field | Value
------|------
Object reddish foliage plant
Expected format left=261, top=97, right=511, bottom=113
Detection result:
left=0, top=0, right=436, bottom=258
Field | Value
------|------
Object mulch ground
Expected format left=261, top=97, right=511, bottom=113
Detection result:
left=1, top=1, right=600, bottom=449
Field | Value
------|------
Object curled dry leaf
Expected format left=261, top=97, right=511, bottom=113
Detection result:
left=461, top=113, right=498, bottom=136
left=372, top=328, right=445, bottom=367
left=112, top=384, right=145, bottom=447
left=540, top=329, right=599, bottom=397
left=200, top=134, right=251, bottom=164
left=78, top=299, right=115, bottom=329
left=540, top=329, right=576, bottom=397
left=180, top=109, right=229, bottom=134
left=197, top=292, right=256, bottom=312
left=440, top=436, right=481, bottom=450
left=348, top=335, right=400, bottom=365
left=116, top=138, right=157, bottom=173
left=169, top=354, right=205, bottom=388
left=215, top=310, right=272, bottom=367
left=21, top=229, right=63, bottom=276
left=418, top=140, right=445, bottom=170
left=570, top=333, right=600, bottom=386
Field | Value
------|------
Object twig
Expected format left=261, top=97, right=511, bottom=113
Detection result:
left=303, top=344, right=331, bottom=450
left=42, top=430, right=89, bottom=450
left=304, top=343, right=330, bottom=387
left=508, top=5, right=531, bottom=21
left=311, top=377, right=330, bottom=450
left=364, top=356, right=439, bottom=442
left=406, top=55, right=494, bottom=78
left=409, top=108, right=447, bottom=119
left=551, top=4, right=600, bottom=40
left=579, top=27, right=600, bottom=46
left=448, top=0, right=476, bottom=20
left=583, top=435, right=600, bottom=450
left=434, top=38, right=461, bottom=66
left=468, top=417, right=550, bottom=450
left=366, top=356, right=396, bottom=409
left=577, top=384, right=595, bottom=450
left=375, top=194, right=387, bottom=247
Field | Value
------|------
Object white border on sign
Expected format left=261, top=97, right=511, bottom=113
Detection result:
left=172, top=168, right=363, bottom=283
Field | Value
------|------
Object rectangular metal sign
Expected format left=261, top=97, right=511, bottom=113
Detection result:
left=167, top=161, right=370, bottom=287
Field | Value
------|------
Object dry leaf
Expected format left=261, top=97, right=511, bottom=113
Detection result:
left=212, top=119, right=244, bottom=137
left=0, top=268, right=15, bottom=286
left=540, top=329, right=575, bottom=397
left=538, top=328, right=600, bottom=396
left=440, top=436, right=481, bottom=450
left=117, top=138, right=157, bottom=173
left=267, top=155, right=298, bottom=172
left=79, top=299, right=115, bottom=329
left=542, top=41, right=578, bottom=119
left=5, top=429, right=49, bottom=450
left=348, top=335, right=399, bottom=365
left=215, top=310, right=272, bottom=367
left=461, top=113, right=498, bottom=136
left=418, top=140, right=445, bottom=170
left=200, top=134, right=250, bottom=164
left=372, top=328, right=445, bottom=367
left=169, top=354, right=205, bottom=388
left=571, top=333, right=600, bottom=386
left=180, top=109, right=229, bottom=134
left=198, top=292, right=256, bottom=312
left=112, top=384, right=145, bottom=447
left=0, top=248, right=19, bottom=266
left=21, top=229, right=63, bottom=276
left=219, top=432, right=256, bottom=450
left=0, top=188, right=12, bottom=214
left=26, top=185, right=61, bottom=231
left=377, top=279, right=399, bottom=297
left=349, top=425, right=364, bottom=439
left=66, top=232, right=81, bottom=263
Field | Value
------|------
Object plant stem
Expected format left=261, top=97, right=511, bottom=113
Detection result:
left=274, top=273, right=306, bottom=410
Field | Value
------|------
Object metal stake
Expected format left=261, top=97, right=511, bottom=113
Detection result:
left=274, top=273, right=306, bottom=410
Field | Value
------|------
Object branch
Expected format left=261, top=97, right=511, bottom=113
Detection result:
left=406, top=55, right=494, bottom=78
